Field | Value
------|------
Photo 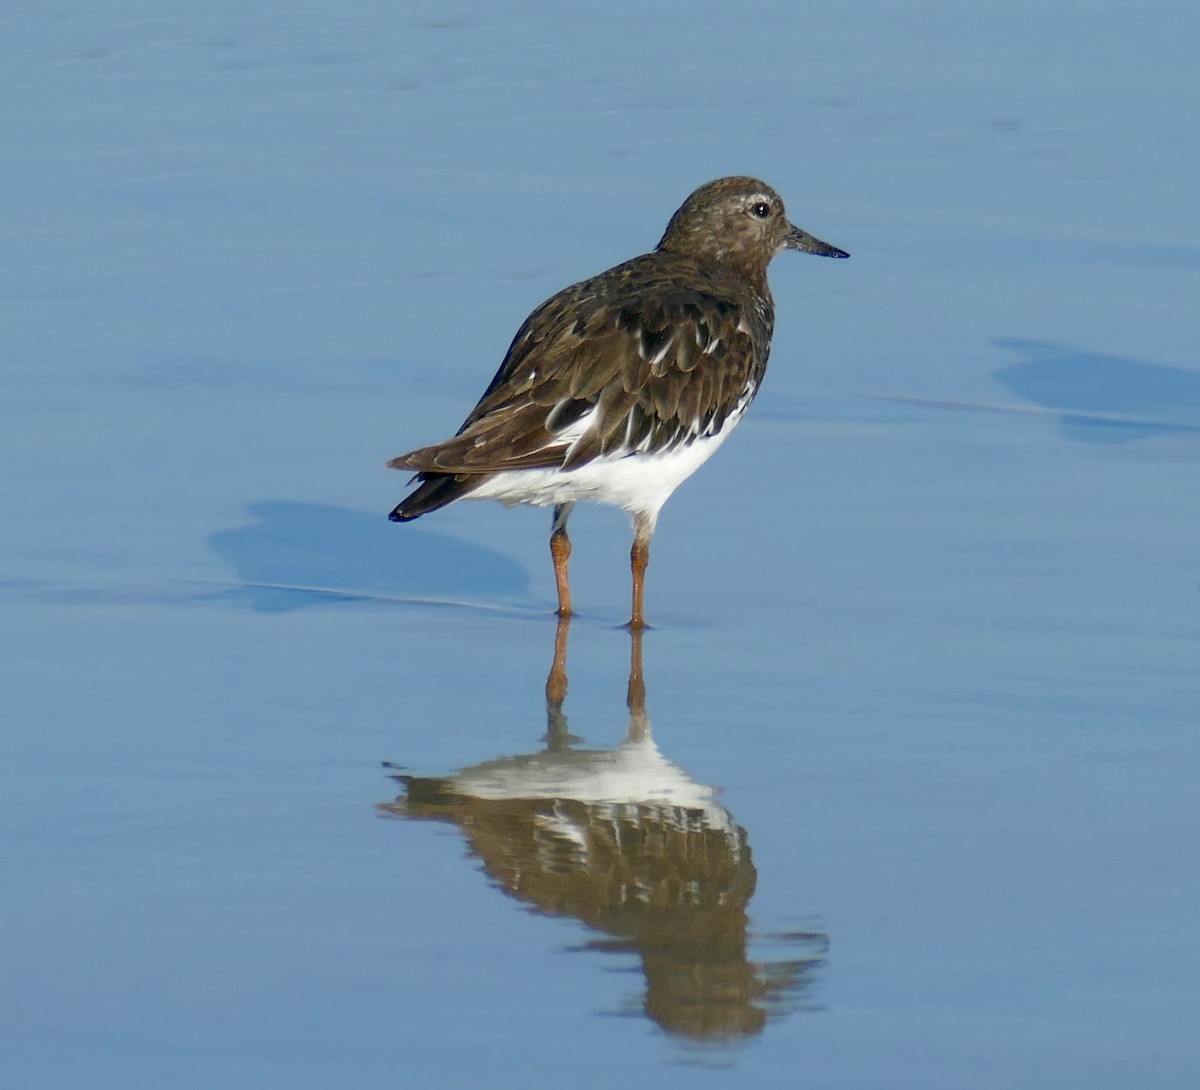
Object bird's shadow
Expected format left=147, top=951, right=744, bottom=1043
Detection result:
left=993, top=339, right=1200, bottom=443
left=204, top=501, right=530, bottom=613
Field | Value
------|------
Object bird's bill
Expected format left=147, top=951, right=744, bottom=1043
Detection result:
left=785, top=223, right=849, bottom=258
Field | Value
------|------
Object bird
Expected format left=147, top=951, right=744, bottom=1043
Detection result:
left=387, top=176, right=848, bottom=628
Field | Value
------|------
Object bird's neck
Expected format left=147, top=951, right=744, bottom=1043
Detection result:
left=656, top=241, right=773, bottom=303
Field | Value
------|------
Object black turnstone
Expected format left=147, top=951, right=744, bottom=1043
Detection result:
left=388, top=176, right=848, bottom=627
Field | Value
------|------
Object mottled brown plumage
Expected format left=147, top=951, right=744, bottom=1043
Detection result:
left=388, top=177, right=848, bottom=626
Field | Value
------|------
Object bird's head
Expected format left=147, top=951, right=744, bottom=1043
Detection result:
left=657, top=176, right=848, bottom=279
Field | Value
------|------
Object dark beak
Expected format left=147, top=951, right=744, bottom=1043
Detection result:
left=785, top=222, right=849, bottom=258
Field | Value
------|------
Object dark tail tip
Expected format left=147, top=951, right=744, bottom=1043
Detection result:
left=388, top=473, right=476, bottom=522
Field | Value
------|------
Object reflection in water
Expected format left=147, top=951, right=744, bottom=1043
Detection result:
left=379, top=621, right=826, bottom=1042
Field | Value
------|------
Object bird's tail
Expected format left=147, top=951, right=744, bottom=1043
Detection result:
left=388, top=473, right=479, bottom=522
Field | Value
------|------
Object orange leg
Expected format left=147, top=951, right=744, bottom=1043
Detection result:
left=550, top=503, right=574, bottom=618
left=627, top=516, right=653, bottom=630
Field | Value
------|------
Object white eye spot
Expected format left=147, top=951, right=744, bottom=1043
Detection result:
left=750, top=200, right=771, bottom=218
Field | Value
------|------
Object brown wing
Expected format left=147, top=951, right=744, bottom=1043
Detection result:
left=389, top=255, right=772, bottom=476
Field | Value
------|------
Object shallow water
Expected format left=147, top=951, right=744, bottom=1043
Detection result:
left=3, top=2, right=1198, bottom=1087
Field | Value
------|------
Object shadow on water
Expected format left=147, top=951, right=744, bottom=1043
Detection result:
left=204, top=501, right=529, bottom=612
left=379, top=620, right=826, bottom=1044
left=993, top=339, right=1200, bottom=443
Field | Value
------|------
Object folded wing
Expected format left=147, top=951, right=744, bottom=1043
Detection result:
left=389, top=263, right=767, bottom=477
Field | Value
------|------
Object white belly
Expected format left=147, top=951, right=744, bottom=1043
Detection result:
left=465, top=409, right=745, bottom=524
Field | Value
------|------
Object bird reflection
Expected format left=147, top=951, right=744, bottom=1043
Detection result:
left=378, top=620, right=826, bottom=1042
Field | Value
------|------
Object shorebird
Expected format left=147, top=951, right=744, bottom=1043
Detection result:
left=387, top=176, right=848, bottom=627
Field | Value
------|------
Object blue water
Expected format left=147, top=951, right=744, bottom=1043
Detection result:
left=3, top=2, right=1198, bottom=1087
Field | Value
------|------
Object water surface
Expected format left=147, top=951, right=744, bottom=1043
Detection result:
left=3, top=1, right=1198, bottom=1087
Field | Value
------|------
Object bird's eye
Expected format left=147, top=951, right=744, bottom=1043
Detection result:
left=750, top=201, right=772, bottom=218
